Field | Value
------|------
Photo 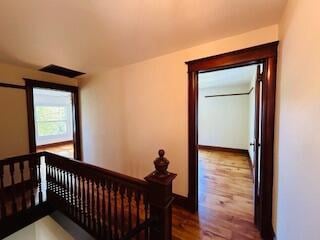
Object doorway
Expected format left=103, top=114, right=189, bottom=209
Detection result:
left=33, top=88, right=74, bottom=158
left=186, top=42, right=278, bottom=239
left=25, top=79, right=81, bottom=160
left=197, top=64, right=262, bottom=238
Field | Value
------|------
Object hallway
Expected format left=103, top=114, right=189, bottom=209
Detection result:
left=172, top=149, right=261, bottom=240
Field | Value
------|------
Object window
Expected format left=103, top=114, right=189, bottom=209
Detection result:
left=33, top=88, right=73, bottom=145
left=35, top=106, right=68, bottom=137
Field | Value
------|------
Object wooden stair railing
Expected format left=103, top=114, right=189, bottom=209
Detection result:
left=0, top=150, right=176, bottom=240
left=0, top=152, right=52, bottom=238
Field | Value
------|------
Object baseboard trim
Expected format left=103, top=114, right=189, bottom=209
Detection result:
left=172, top=193, right=189, bottom=210
left=198, top=145, right=248, bottom=155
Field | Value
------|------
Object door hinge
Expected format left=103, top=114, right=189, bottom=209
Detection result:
left=257, top=72, right=264, bottom=83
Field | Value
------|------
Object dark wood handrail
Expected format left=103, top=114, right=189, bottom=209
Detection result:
left=44, top=151, right=148, bottom=190
left=0, top=152, right=42, bottom=165
left=0, top=150, right=176, bottom=240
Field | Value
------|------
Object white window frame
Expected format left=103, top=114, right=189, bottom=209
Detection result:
left=34, top=89, right=73, bottom=146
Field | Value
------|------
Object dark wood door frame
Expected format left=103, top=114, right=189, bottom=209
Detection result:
left=25, top=79, right=82, bottom=160
left=186, top=42, right=279, bottom=239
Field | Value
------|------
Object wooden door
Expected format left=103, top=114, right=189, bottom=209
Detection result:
left=253, top=64, right=264, bottom=229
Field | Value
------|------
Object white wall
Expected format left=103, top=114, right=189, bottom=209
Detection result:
left=198, top=85, right=250, bottom=150
left=273, top=0, right=320, bottom=239
left=0, top=63, right=78, bottom=159
left=80, top=25, right=279, bottom=196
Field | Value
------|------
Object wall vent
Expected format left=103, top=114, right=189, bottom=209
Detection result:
left=39, top=64, right=85, bottom=78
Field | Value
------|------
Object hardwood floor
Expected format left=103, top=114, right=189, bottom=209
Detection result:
left=172, top=149, right=261, bottom=240
left=37, top=142, right=74, bottom=159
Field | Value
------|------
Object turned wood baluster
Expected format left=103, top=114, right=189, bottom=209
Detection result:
left=76, top=174, right=79, bottom=221
left=144, top=194, right=149, bottom=240
left=54, top=165, right=58, bottom=195
left=74, top=172, right=77, bottom=217
left=49, top=164, right=53, bottom=192
left=70, top=172, right=74, bottom=217
left=96, top=178, right=101, bottom=237
left=87, top=177, right=91, bottom=230
left=45, top=161, right=49, bottom=193
left=56, top=166, right=60, bottom=198
left=127, top=188, right=133, bottom=231
left=19, top=161, right=27, bottom=210
left=57, top=166, right=60, bottom=196
left=60, top=168, right=63, bottom=200
left=49, top=165, right=53, bottom=191
left=51, top=165, right=54, bottom=191
left=113, top=183, right=119, bottom=239
left=68, top=170, right=71, bottom=214
left=107, top=181, right=113, bottom=239
left=119, top=185, right=125, bottom=237
left=135, top=191, right=141, bottom=240
left=62, top=169, right=66, bottom=204
left=9, top=162, right=17, bottom=213
left=52, top=165, right=56, bottom=194
left=82, top=175, right=86, bottom=226
left=78, top=174, right=82, bottom=223
left=37, top=157, right=43, bottom=203
left=56, top=167, right=60, bottom=198
left=91, top=178, right=96, bottom=233
left=58, top=166, right=62, bottom=197
left=101, top=179, right=107, bottom=238
left=72, top=172, right=76, bottom=218
left=46, top=161, right=52, bottom=200
left=73, top=172, right=78, bottom=220
left=77, top=174, right=81, bottom=221
left=66, top=170, right=70, bottom=214
left=0, top=164, right=6, bottom=218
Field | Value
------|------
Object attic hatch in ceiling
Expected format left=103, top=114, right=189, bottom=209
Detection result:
left=39, top=64, right=85, bottom=78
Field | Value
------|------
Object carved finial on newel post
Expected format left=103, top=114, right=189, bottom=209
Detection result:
left=145, top=149, right=177, bottom=240
left=154, top=149, right=170, bottom=177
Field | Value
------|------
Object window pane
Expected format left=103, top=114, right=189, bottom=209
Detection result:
left=36, top=106, right=67, bottom=121
left=37, top=121, right=67, bottom=136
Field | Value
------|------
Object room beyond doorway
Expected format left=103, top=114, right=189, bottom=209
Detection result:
left=198, top=64, right=258, bottom=158
left=197, top=64, right=261, bottom=238
left=33, top=88, right=74, bottom=158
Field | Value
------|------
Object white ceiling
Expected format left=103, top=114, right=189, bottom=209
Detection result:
left=199, top=65, right=257, bottom=89
left=0, top=0, right=286, bottom=75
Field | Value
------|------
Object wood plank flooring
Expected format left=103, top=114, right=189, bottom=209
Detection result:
left=172, top=149, right=261, bottom=240
left=37, top=143, right=74, bottom=159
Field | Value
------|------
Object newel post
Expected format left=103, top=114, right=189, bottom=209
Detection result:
left=144, top=150, right=177, bottom=240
